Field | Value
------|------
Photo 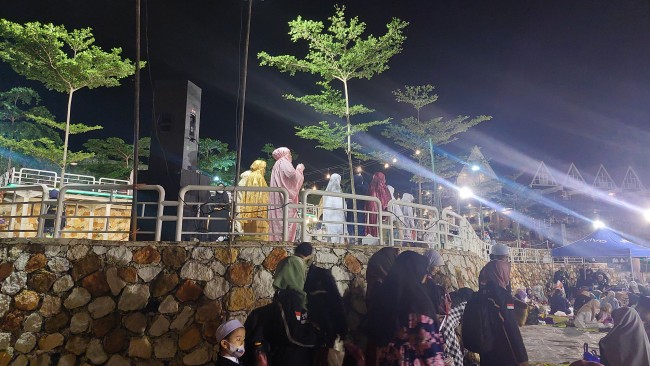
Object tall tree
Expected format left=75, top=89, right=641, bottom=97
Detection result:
left=0, top=87, right=60, bottom=170
left=80, top=137, right=150, bottom=179
left=259, top=7, right=407, bottom=237
left=198, top=138, right=236, bottom=185
left=382, top=84, right=491, bottom=204
left=0, top=19, right=140, bottom=187
left=258, top=6, right=407, bottom=196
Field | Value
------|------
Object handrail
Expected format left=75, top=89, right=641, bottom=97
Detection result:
left=176, top=185, right=290, bottom=242
left=53, top=184, right=164, bottom=240
left=300, top=189, right=383, bottom=245
left=0, top=184, right=49, bottom=238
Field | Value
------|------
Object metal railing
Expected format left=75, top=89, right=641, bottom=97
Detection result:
left=300, top=189, right=383, bottom=245
left=510, top=247, right=553, bottom=263
left=175, top=185, right=290, bottom=242
left=385, top=199, right=441, bottom=247
left=0, top=185, right=49, bottom=238
left=53, top=184, right=162, bottom=240
left=0, top=183, right=555, bottom=262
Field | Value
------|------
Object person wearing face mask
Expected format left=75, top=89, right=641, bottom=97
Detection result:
left=272, top=242, right=314, bottom=310
left=216, top=319, right=246, bottom=365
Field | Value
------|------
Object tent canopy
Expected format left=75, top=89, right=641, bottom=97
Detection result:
left=552, top=228, right=650, bottom=258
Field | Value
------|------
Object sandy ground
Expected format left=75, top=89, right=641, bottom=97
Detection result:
left=521, top=325, right=606, bottom=364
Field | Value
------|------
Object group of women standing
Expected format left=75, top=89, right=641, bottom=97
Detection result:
left=236, top=147, right=304, bottom=241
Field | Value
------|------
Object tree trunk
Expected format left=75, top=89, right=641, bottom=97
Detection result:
left=343, top=80, right=359, bottom=240
left=59, top=89, right=74, bottom=189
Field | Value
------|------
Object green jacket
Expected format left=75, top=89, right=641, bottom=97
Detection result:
left=273, top=256, right=307, bottom=308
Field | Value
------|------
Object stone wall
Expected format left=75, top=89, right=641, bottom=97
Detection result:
left=0, top=238, right=605, bottom=366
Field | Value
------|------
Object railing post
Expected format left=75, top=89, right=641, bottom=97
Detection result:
left=175, top=187, right=187, bottom=242
left=282, top=189, right=289, bottom=242
left=53, top=186, right=67, bottom=239
left=301, top=191, right=309, bottom=243
left=154, top=186, right=165, bottom=242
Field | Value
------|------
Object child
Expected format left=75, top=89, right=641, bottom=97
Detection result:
left=215, top=319, right=246, bottom=365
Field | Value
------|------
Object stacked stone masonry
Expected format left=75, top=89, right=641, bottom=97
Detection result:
left=0, top=238, right=615, bottom=365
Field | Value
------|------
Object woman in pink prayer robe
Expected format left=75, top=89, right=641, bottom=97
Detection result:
left=366, top=172, right=391, bottom=238
left=268, top=147, right=304, bottom=241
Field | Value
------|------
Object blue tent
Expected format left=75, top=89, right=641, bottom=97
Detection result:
left=551, top=228, right=650, bottom=258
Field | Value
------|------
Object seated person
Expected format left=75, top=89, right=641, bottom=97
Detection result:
left=574, top=288, right=593, bottom=312
left=550, top=289, right=572, bottom=315
left=600, top=291, right=620, bottom=311
left=574, top=299, right=602, bottom=329
left=598, top=303, right=613, bottom=327
left=599, top=307, right=650, bottom=366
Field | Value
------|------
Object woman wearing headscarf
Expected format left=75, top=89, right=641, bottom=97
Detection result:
left=399, top=193, right=416, bottom=241
left=574, top=299, right=601, bottom=328
left=386, top=185, right=403, bottom=240
left=268, top=147, right=304, bottom=241
left=599, top=307, right=650, bottom=366
left=550, top=289, right=572, bottom=315
left=474, top=258, right=529, bottom=366
left=235, top=170, right=251, bottom=233
left=322, top=173, right=347, bottom=244
left=365, top=247, right=400, bottom=366
left=366, top=172, right=391, bottom=238
left=240, top=160, right=269, bottom=240
left=369, top=251, right=445, bottom=366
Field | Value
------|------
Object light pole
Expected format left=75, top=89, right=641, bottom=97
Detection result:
left=471, top=164, right=483, bottom=236
left=415, top=149, right=422, bottom=204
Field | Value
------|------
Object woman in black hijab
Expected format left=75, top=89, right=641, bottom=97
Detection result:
left=369, top=251, right=445, bottom=365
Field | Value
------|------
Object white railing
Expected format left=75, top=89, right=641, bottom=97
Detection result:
left=5, top=167, right=131, bottom=191
left=509, top=247, right=553, bottom=263
left=0, top=184, right=49, bottom=238
left=12, top=168, right=58, bottom=186
left=385, top=199, right=441, bottom=248
left=175, top=185, right=290, bottom=242
left=300, top=189, right=383, bottom=245
left=0, top=183, right=555, bottom=262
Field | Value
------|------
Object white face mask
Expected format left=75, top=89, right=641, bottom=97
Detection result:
left=227, top=342, right=245, bottom=358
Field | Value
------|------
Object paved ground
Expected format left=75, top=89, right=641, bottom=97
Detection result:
left=521, top=325, right=606, bottom=365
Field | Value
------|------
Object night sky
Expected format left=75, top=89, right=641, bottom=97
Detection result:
left=1, top=0, right=649, bottom=192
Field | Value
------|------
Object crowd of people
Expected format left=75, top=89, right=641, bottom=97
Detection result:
left=211, top=241, right=650, bottom=366
left=234, top=146, right=437, bottom=244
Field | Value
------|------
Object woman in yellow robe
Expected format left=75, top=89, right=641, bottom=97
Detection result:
left=240, top=160, right=269, bottom=240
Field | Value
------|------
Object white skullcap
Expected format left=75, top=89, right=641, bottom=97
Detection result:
left=490, top=243, right=510, bottom=256
left=215, top=319, right=244, bottom=342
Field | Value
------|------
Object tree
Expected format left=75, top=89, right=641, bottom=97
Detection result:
left=258, top=6, right=408, bottom=237
left=0, top=19, right=140, bottom=187
left=198, top=138, right=236, bottom=185
left=79, top=137, right=150, bottom=179
left=0, top=87, right=60, bottom=170
left=258, top=6, right=407, bottom=195
left=382, top=84, right=491, bottom=204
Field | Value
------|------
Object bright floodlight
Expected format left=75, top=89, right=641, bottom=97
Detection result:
left=384, top=163, right=390, bottom=169
left=415, top=149, right=421, bottom=155
left=644, top=209, right=650, bottom=222
left=471, top=164, right=480, bottom=171
left=593, top=220, right=605, bottom=229
left=213, top=176, right=220, bottom=182
left=392, top=157, right=397, bottom=163
left=458, top=186, right=473, bottom=199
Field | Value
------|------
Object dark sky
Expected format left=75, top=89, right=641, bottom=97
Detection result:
left=2, top=0, right=649, bottom=192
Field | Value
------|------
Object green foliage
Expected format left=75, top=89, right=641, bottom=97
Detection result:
left=0, top=19, right=140, bottom=93
left=258, top=6, right=408, bottom=82
left=27, top=114, right=102, bottom=134
left=0, top=136, right=93, bottom=169
left=259, top=6, right=407, bottom=200
left=0, top=19, right=141, bottom=186
left=0, top=87, right=62, bottom=170
left=77, top=137, right=150, bottom=179
left=382, top=84, right=492, bottom=183
left=198, top=138, right=236, bottom=185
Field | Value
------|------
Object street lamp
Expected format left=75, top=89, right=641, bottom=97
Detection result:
left=471, top=164, right=480, bottom=171
left=593, top=220, right=606, bottom=229
left=644, top=209, right=650, bottom=222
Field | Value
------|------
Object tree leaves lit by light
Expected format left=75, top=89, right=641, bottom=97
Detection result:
left=0, top=19, right=141, bottom=186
